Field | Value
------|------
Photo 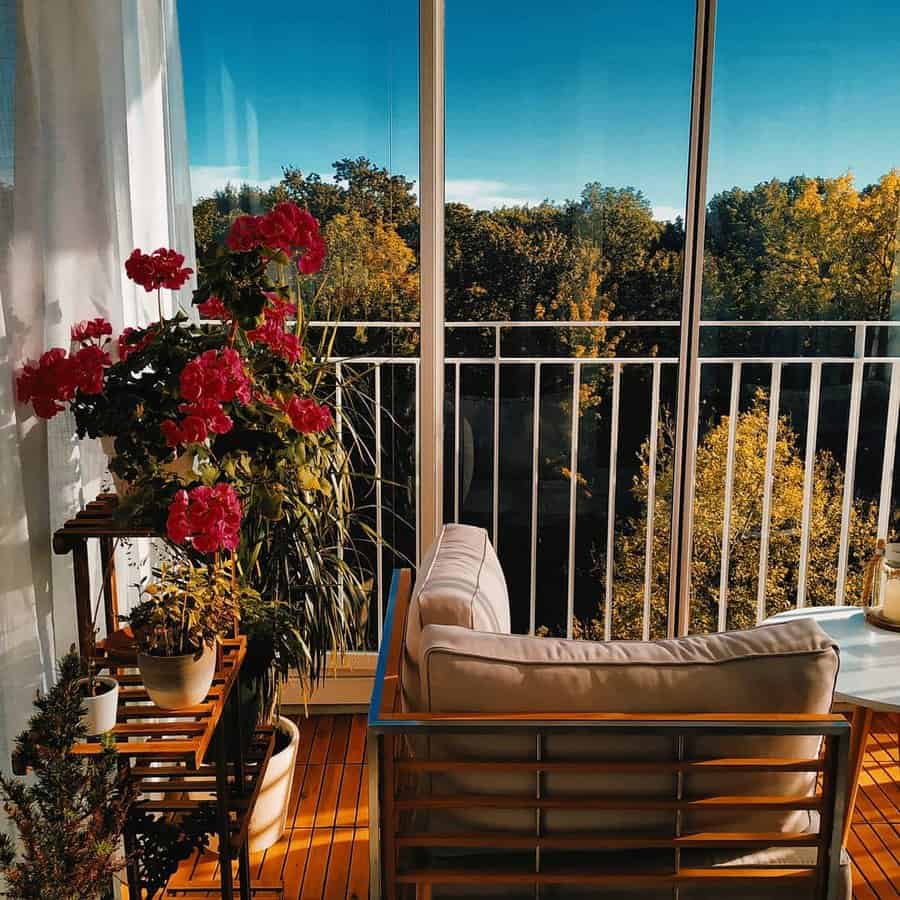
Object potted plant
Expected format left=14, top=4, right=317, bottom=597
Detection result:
left=74, top=669, right=119, bottom=736
left=0, top=650, right=135, bottom=900
left=73, top=553, right=122, bottom=736
left=127, top=558, right=244, bottom=710
left=15, top=204, right=375, bottom=847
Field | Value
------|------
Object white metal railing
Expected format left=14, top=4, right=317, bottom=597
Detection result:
left=316, top=319, right=900, bottom=644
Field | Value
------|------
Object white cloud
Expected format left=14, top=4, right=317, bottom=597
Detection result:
left=652, top=205, right=684, bottom=223
left=189, top=165, right=282, bottom=202
left=445, top=179, right=541, bottom=210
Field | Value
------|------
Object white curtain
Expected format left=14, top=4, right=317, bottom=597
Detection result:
left=0, top=0, right=194, bottom=770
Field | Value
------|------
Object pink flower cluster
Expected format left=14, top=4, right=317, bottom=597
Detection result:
left=125, top=248, right=193, bottom=293
left=282, top=396, right=333, bottom=434
left=247, top=295, right=302, bottom=363
left=16, top=344, right=112, bottom=419
left=225, top=202, right=326, bottom=274
left=161, top=349, right=251, bottom=448
left=166, top=483, right=242, bottom=553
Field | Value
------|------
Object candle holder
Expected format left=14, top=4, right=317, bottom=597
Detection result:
left=863, top=539, right=900, bottom=631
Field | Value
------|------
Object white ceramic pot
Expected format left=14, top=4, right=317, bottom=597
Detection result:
left=137, top=643, right=216, bottom=710
left=75, top=676, right=119, bottom=735
left=100, top=435, right=195, bottom=496
left=248, top=716, right=300, bottom=853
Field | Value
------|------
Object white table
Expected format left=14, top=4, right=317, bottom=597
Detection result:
left=768, top=605, right=900, bottom=844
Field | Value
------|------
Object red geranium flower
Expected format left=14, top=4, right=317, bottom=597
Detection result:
left=225, top=216, right=261, bottom=253
left=196, top=296, right=231, bottom=320
left=125, top=247, right=193, bottom=292
left=224, top=203, right=326, bottom=273
left=160, top=414, right=209, bottom=448
left=179, top=348, right=251, bottom=405
left=70, top=344, right=111, bottom=395
left=16, top=348, right=78, bottom=419
left=71, top=318, right=113, bottom=343
left=166, top=484, right=242, bottom=553
left=246, top=295, right=303, bottom=363
left=282, top=396, right=333, bottom=434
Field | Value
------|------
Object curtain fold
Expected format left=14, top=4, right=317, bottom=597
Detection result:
left=0, top=0, right=193, bottom=770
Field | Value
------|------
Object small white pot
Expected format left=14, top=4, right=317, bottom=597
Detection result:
left=101, top=435, right=195, bottom=496
left=248, top=716, right=300, bottom=853
left=75, top=676, right=119, bottom=735
left=137, top=643, right=216, bottom=710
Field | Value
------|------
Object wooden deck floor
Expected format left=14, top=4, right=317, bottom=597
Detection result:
left=166, top=712, right=900, bottom=899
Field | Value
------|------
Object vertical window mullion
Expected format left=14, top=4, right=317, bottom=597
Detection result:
left=668, top=0, right=717, bottom=637
left=418, top=0, right=445, bottom=560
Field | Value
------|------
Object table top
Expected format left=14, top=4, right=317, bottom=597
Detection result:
left=768, top=606, right=900, bottom=712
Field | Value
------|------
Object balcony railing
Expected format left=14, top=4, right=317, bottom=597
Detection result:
left=317, top=319, right=900, bottom=649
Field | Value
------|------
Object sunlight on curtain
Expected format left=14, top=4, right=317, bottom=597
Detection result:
left=0, top=0, right=193, bottom=771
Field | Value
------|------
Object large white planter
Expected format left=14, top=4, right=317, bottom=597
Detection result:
left=137, top=643, right=216, bottom=710
left=100, top=436, right=194, bottom=496
left=248, top=716, right=300, bottom=853
left=75, top=676, right=119, bottom=735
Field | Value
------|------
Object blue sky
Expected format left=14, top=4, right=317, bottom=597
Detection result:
left=178, top=0, right=900, bottom=218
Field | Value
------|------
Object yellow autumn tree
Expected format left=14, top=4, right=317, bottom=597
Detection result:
left=579, top=391, right=878, bottom=640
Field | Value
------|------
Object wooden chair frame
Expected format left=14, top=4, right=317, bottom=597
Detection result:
left=368, top=570, right=851, bottom=900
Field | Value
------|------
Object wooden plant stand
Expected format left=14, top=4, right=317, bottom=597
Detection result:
left=54, top=495, right=284, bottom=899
left=52, top=492, right=155, bottom=657
left=75, top=637, right=277, bottom=900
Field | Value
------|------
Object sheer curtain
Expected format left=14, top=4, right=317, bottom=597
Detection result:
left=0, top=0, right=194, bottom=769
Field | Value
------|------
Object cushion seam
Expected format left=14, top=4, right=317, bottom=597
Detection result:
left=471, top=528, right=489, bottom=630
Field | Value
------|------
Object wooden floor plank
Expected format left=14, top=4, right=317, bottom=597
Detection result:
left=347, top=827, right=370, bottom=900
left=327, top=715, right=352, bottom=765
left=298, top=828, right=334, bottom=899
left=347, top=715, right=367, bottom=765
left=336, top=764, right=364, bottom=828
left=313, top=764, right=346, bottom=831
left=166, top=712, right=900, bottom=900
left=308, top=715, right=334, bottom=766
left=322, top=828, right=355, bottom=899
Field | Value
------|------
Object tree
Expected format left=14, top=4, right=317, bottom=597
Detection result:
left=580, top=391, right=878, bottom=640
left=0, top=651, right=135, bottom=900
left=703, top=171, right=900, bottom=322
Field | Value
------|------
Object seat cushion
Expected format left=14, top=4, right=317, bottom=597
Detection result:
left=412, top=618, right=839, bottom=836
left=401, top=524, right=510, bottom=710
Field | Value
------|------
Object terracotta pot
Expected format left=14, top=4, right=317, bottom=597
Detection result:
left=100, top=436, right=194, bottom=496
left=75, top=676, right=119, bottom=734
left=137, top=643, right=216, bottom=710
left=248, top=716, right=300, bottom=852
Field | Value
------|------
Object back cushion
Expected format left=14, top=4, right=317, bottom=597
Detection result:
left=413, top=618, right=839, bottom=835
left=400, top=524, right=510, bottom=711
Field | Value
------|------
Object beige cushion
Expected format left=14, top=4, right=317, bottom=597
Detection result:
left=400, top=524, right=510, bottom=710
left=413, top=618, right=839, bottom=836
left=419, top=617, right=838, bottom=714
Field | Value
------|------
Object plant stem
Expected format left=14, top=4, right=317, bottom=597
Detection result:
left=157, top=288, right=164, bottom=325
